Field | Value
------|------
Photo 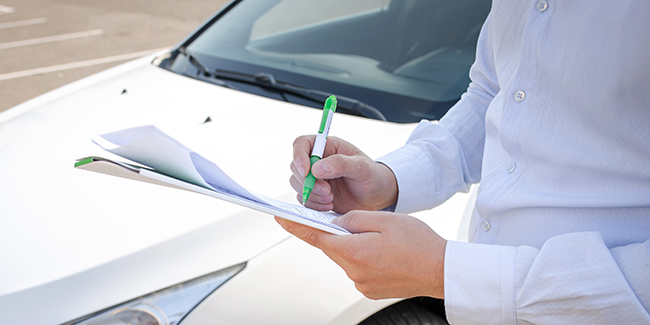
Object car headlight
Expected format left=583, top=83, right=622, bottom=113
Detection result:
left=65, top=263, right=246, bottom=325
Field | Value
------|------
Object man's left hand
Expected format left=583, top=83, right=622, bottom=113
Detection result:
left=275, top=211, right=446, bottom=300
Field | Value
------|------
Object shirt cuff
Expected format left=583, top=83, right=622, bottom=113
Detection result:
left=376, top=143, right=436, bottom=214
left=444, top=240, right=517, bottom=325
left=376, top=119, right=471, bottom=214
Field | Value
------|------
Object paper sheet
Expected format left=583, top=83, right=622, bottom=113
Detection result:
left=93, top=125, right=262, bottom=202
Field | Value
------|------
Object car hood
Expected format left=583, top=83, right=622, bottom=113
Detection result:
left=0, top=55, right=421, bottom=323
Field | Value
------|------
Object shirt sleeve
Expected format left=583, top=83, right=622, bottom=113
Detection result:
left=376, top=14, right=498, bottom=214
left=444, top=233, right=650, bottom=325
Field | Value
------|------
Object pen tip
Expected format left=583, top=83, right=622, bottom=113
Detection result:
left=302, top=188, right=311, bottom=206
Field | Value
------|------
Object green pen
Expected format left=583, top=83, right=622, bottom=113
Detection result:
left=303, top=95, right=337, bottom=205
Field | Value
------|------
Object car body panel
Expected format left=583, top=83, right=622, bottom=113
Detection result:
left=181, top=237, right=398, bottom=325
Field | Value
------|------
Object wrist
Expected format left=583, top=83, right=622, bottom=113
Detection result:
left=376, top=162, right=399, bottom=210
left=419, top=237, right=446, bottom=299
left=434, top=239, right=446, bottom=299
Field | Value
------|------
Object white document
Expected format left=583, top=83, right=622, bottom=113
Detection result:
left=80, top=125, right=349, bottom=235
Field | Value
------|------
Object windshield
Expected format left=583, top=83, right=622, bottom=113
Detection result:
left=169, top=0, right=490, bottom=123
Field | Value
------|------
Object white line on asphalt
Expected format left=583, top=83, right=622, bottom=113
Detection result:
left=0, top=47, right=169, bottom=81
left=0, top=17, right=47, bottom=30
left=0, top=5, right=15, bottom=14
left=0, top=29, right=104, bottom=50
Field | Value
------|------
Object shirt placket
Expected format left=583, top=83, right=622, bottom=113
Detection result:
left=476, top=0, right=553, bottom=244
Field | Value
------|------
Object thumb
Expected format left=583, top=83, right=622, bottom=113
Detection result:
left=275, top=216, right=337, bottom=250
left=332, top=210, right=391, bottom=234
left=312, top=154, right=370, bottom=181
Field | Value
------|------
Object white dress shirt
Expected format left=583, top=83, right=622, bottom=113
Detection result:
left=378, top=1, right=650, bottom=324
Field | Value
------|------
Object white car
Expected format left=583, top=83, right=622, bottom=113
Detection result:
left=0, top=0, right=489, bottom=324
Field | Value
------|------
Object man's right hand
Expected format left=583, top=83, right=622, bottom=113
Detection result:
left=290, top=135, right=398, bottom=213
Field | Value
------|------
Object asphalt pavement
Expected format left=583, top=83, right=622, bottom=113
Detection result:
left=0, top=0, right=229, bottom=112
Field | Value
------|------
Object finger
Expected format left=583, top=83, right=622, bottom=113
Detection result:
left=296, top=193, right=334, bottom=211
left=290, top=182, right=333, bottom=205
left=333, top=210, right=393, bottom=233
left=312, top=154, right=371, bottom=181
left=274, top=216, right=337, bottom=250
left=290, top=161, right=304, bottom=184
left=289, top=174, right=303, bottom=192
left=322, top=136, right=361, bottom=158
left=291, top=176, right=333, bottom=202
left=313, top=179, right=332, bottom=196
left=290, top=164, right=333, bottom=196
left=292, top=135, right=315, bottom=178
left=290, top=176, right=304, bottom=198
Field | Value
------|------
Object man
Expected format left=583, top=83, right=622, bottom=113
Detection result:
left=276, top=1, right=650, bottom=324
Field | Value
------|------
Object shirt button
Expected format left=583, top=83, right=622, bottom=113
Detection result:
left=481, top=220, right=491, bottom=231
left=507, top=163, right=517, bottom=173
left=514, top=90, right=526, bottom=102
left=537, top=0, right=548, bottom=12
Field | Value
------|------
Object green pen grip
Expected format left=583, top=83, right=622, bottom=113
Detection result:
left=302, top=155, right=321, bottom=204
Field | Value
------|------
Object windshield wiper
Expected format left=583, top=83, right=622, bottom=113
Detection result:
left=216, top=70, right=387, bottom=121
left=177, top=47, right=236, bottom=89
left=175, top=48, right=387, bottom=121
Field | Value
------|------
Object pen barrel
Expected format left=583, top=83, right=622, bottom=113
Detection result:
left=311, top=133, right=327, bottom=158
left=320, top=109, right=335, bottom=134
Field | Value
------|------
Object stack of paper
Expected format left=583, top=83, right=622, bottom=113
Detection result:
left=75, top=125, right=349, bottom=235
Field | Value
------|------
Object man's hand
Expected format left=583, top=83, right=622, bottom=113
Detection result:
left=290, top=135, right=398, bottom=213
left=275, top=211, right=446, bottom=300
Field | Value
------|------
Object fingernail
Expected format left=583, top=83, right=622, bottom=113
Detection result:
left=331, top=217, right=341, bottom=225
left=313, top=161, right=329, bottom=176
left=314, top=184, right=325, bottom=195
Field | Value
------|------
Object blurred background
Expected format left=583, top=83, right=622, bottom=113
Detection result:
left=0, top=0, right=229, bottom=112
